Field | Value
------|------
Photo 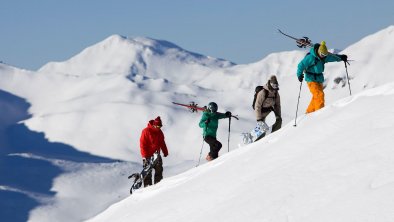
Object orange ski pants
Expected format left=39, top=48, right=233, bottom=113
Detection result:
left=306, top=82, right=325, bottom=113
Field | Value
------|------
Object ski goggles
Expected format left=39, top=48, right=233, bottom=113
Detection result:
left=318, top=51, right=328, bottom=57
left=270, top=82, right=279, bottom=89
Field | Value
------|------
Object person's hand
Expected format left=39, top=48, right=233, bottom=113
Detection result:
left=298, top=74, right=304, bottom=82
left=338, top=54, right=348, bottom=62
left=225, top=111, right=232, bottom=117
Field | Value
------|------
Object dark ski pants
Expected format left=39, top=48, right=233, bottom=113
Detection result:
left=204, top=135, right=222, bottom=159
left=143, top=155, right=163, bottom=187
left=272, top=117, right=282, bottom=133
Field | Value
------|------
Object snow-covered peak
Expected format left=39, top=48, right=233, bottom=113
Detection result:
left=38, top=35, right=234, bottom=80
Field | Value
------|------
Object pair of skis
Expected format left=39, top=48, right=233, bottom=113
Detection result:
left=278, top=29, right=350, bottom=65
left=172, top=101, right=207, bottom=113
left=172, top=101, right=239, bottom=120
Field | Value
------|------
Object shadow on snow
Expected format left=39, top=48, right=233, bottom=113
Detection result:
left=0, top=90, right=116, bottom=222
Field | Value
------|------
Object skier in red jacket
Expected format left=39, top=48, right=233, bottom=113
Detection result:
left=140, top=116, right=169, bottom=187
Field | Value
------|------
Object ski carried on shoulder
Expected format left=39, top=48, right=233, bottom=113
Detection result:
left=128, top=153, right=159, bottom=195
left=278, top=29, right=347, bottom=62
left=172, top=101, right=207, bottom=113
left=278, top=29, right=313, bottom=48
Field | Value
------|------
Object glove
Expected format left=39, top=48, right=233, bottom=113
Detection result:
left=225, top=111, right=232, bottom=117
left=205, top=118, right=210, bottom=125
left=298, top=74, right=304, bottom=82
left=338, top=54, right=348, bottom=62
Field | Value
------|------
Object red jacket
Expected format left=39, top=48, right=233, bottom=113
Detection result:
left=140, top=120, right=169, bottom=158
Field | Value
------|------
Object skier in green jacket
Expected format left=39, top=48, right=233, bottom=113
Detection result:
left=199, top=102, right=231, bottom=161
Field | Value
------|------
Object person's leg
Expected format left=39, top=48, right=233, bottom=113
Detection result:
left=142, top=159, right=152, bottom=187
left=153, top=155, right=163, bottom=184
left=314, top=82, right=325, bottom=111
left=271, top=117, right=282, bottom=132
left=204, top=136, right=222, bottom=160
left=306, top=82, right=325, bottom=113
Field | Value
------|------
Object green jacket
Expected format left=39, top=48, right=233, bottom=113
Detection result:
left=199, top=111, right=227, bottom=138
left=297, top=44, right=342, bottom=83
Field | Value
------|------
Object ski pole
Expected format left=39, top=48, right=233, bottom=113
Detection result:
left=227, top=115, right=238, bottom=152
left=196, top=136, right=205, bottom=167
left=227, top=117, right=231, bottom=152
left=294, top=81, right=303, bottom=127
left=197, top=123, right=208, bottom=167
left=344, top=61, right=352, bottom=96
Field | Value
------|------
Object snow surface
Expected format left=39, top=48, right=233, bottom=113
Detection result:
left=0, top=25, right=393, bottom=222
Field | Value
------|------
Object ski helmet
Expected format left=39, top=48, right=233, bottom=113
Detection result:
left=208, top=102, right=218, bottom=113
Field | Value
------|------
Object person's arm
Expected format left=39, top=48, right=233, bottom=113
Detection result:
left=255, top=90, right=266, bottom=121
left=159, top=131, right=168, bottom=157
left=325, top=53, right=343, bottom=63
left=217, top=112, right=229, bottom=119
left=199, top=112, right=209, bottom=128
left=297, top=55, right=313, bottom=77
left=139, top=129, right=149, bottom=158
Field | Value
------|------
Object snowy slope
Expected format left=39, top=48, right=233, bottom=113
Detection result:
left=0, top=25, right=394, bottom=222
left=87, top=82, right=394, bottom=222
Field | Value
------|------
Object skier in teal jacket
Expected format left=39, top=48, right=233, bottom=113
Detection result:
left=297, top=41, right=347, bottom=113
left=199, top=102, right=231, bottom=161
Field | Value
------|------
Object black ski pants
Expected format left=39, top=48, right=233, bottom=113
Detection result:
left=204, top=135, right=222, bottom=159
left=143, top=155, right=163, bottom=187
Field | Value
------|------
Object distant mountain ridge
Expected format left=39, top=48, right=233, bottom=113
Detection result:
left=38, top=35, right=235, bottom=81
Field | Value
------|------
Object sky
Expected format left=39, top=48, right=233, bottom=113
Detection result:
left=1, top=0, right=393, bottom=70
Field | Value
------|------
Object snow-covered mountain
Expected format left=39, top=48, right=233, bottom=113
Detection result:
left=38, top=35, right=234, bottom=83
left=0, top=25, right=393, bottom=222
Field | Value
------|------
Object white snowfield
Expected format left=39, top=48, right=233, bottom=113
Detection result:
left=0, top=25, right=393, bottom=222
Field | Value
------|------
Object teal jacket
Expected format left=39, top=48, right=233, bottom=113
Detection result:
left=297, top=44, right=342, bottom=83
left=199, top=111, right=227, bottom=138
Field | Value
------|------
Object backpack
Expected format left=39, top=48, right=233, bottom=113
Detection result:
left=252, top=86, right=277, bottom=110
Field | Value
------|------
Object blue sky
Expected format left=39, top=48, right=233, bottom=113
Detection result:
left=1, top=0, right=393, bottom=70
